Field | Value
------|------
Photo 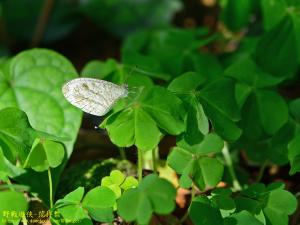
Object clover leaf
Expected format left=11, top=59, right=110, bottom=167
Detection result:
left=167, top=133, right=224, bottom=189
left=101, top=86, right=185, bottom=151
left=226, top=57, right=288, bottom=139
left=117, top=174, right=176, bottom=225
left=54, top=186, right=117, bottom=224
left=101, top=170, right=138, bottom=199
left=169, top=72, right=241, bottom=142
left=23, top=138, right=65, bottom=172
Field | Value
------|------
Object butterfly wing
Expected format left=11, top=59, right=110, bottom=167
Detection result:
left=62, top=78, right=128, bottom=116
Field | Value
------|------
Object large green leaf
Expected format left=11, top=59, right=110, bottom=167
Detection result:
left=0, top=49, right=82, bottom=205
left=0, top=49, right=82, bottom=155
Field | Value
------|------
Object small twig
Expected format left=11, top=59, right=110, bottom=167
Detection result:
left=30, top=0, right=54, bottom=47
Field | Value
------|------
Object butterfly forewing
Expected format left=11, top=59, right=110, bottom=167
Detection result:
left=62, top=78, right=128, bottom=116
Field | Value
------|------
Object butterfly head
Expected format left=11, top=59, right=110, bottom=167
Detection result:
left=121, top=84, right=129, bottom=97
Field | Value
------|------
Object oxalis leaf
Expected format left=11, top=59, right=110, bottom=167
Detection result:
left=167, top=134, right=224, bottom=189
left=23, top=138, right=65, bottom=172
left=236, top=183, right=297, bottom=225
left=225, top=57, right=288, bottom=139
left=101, top=86, right=185, bottom=151
left=101, top=170, right=138, bottom=199
left=117, top=174, right=176, bottom=225
left=189, top=183, right=297, bottom=225
left=168, top=72, right=209, bottom=147
left=0, top=107, right=66, bottom=175
left=54, top=186, right=117, bottom=224
left=169, top=72, right=241, bottom=142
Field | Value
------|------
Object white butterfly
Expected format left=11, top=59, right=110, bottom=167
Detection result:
left=62, top=78, right=128, bottom=116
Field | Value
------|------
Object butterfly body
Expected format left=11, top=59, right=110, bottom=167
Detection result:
left=62, top=78, right=128, bottom=116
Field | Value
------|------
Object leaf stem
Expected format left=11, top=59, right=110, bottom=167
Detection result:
left=137, top=148, right=143, bottom=182
left=222, top=143, right=242, bottom=191
left=152, top=147, right=158, bottom=174
left=256, top=160, right=269, bottom=182
left=48, top=168, right=53, bottom=208
left=118, top=147, right=126, bottom=160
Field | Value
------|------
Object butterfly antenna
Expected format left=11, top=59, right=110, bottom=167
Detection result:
left=124, top=65, right=138, bottom=83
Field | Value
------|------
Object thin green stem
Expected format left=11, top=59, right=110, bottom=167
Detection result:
left=152, top=147, right=158, bottom=174
left=23, top=157, right=29, bottom=169
left=222, top=143, right=242, bottom=191
left=256, top=160, right=269, bottom=182
left=137, top=148, right=143, bottom=182
left=48, top=168, right=53, bottom=208
left=118, top=147, right=126, bottom=160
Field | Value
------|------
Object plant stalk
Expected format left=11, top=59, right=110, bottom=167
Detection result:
left=222, top=143, right=242, bottom=191
left=256, top=160, right=269, bottom=182
left=48, top=168, right=53, bottom=208
left=152, top=147, right=158, bottom=174
left=137, top=148, right=143, bottom=182
left=118, top=147, right=126, bottom=160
